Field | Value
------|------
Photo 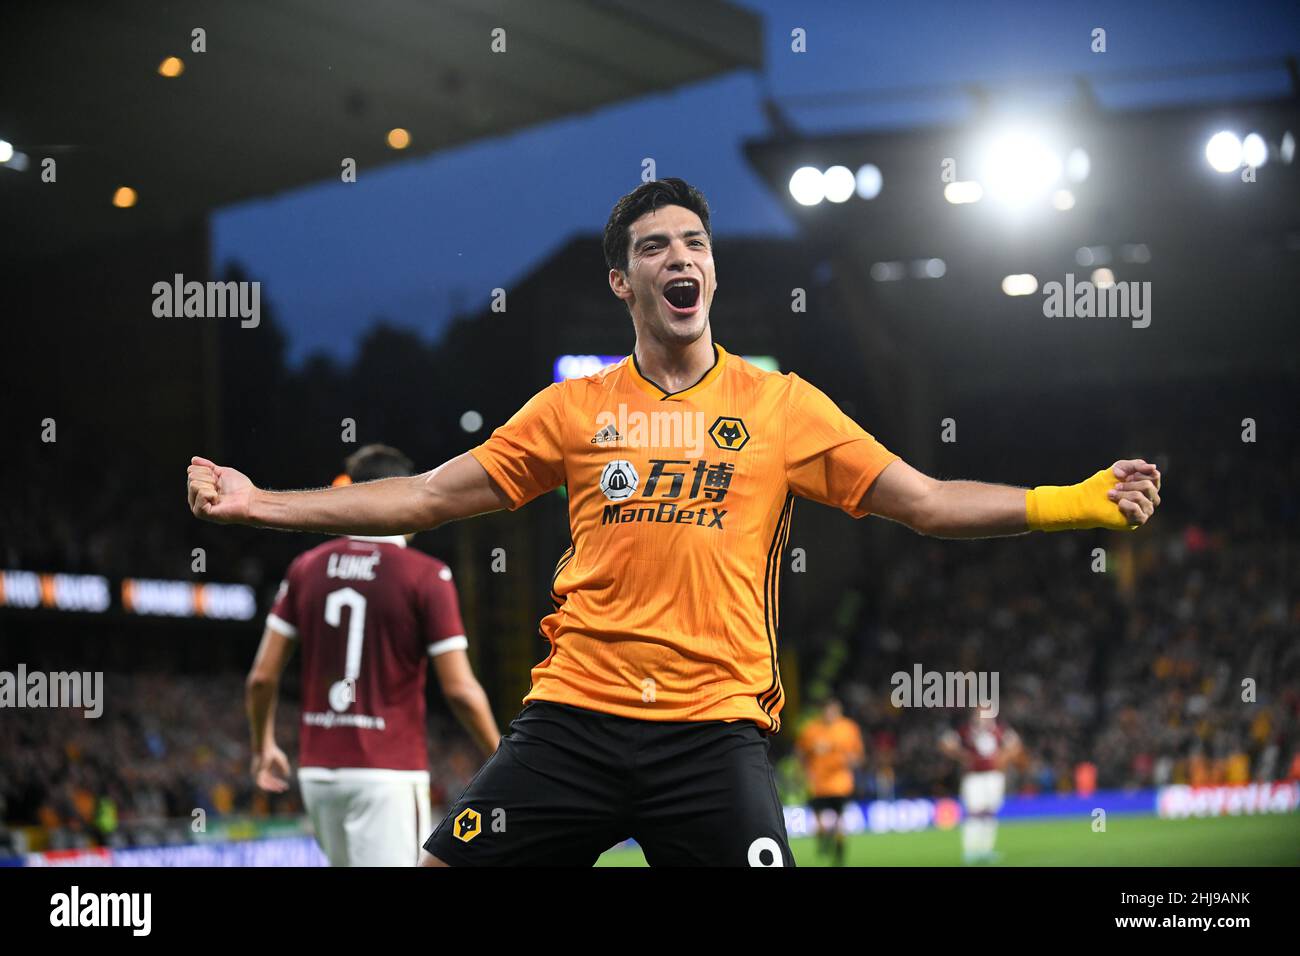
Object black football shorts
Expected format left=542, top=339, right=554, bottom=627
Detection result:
left=423, top=700, right=794, bottom=866
left=808, top=795, right=850, bottom=816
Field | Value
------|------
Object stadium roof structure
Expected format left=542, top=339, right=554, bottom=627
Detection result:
left=0, top=0, right=762, bottom=258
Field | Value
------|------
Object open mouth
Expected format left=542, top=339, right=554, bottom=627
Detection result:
left=662, top=277, right=701, bottom=313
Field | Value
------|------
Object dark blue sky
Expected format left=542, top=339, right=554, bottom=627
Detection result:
left=211, top=0, right=1299, bottom=366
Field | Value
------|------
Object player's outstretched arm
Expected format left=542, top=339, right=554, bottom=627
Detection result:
left=187, top=452, right=513, bottom=535
left=861, top=458, right=1161, bottom=539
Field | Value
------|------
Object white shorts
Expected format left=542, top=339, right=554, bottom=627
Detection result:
left=299, top=768, right=433, bottom=867
left=960, top=770, right=1005, bottom=815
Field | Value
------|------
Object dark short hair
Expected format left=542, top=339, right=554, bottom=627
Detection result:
left=344, top=444, right=415, bottom=483
left=603, top=177, right=712, bottom=273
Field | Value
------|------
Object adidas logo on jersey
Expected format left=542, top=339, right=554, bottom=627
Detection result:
left=591, top=424, right=623, bottom=444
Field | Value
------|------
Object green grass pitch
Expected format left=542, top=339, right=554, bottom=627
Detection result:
left=594, top=813, right=1300, bottom=866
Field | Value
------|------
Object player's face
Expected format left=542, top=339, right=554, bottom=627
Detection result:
left=611, top=205, right=716, bottom=347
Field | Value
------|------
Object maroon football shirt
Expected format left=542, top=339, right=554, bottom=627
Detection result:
left=267, top=535, right=467, bottom=771
left=958, top=721, right=1008, bottom=773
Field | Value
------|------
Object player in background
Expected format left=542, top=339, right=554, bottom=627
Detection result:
left=940, top=709, right=1022, bottom=865
left=796, top=697, right=864, bottom=866
left=244, top=444, right=500, bottom=867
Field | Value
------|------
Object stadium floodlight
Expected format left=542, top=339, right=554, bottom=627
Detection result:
left=157, top=56, right=184, bottom=78
left=1075, top=245, right=1111, bottom=267
left=1120, top=243, right=1151, bottom=264
left=1205, top=131, right=1243, bottom=173
left=789, top=166, right=825, bottom=206
left=1281, top=131, right=1295, bottom=164
left=387, top=128, right=411, bottom=150
left=855, top=163, right=883, bottom=199
left=823, top=165, right=855, bottom=203
left=0, top=139, right=13, bottom=164
left=1091, top=268, right=1116, bottom=288
left=1001, top=273, right=1038, bottom=296
left=1051, top=189, right=1075, bottom=211
left=921, top=258, right=946, bottom=278
left=1066, top=147, right=1090, bottom=183
left=112, top=186, right=137, bottom=208
left=1241, top=132, right=1267, bottom=168
left=943, top=181, right=982, bottom=204
left=979, top=131, right=1062, bottom=205
left=459, top=410, right=483, bottom=433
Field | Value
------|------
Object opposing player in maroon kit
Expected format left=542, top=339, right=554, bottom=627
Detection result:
left=940, top=709, right=1022, bottom=864
left=245, top=445, right=500, bottom=866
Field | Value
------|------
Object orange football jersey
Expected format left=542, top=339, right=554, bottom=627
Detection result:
left=469, top=344, right=898, bottom=731
left=797, top=717, right=866, bottom=797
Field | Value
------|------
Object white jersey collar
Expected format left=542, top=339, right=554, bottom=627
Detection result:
left=345, top=534, right=408, bottom=548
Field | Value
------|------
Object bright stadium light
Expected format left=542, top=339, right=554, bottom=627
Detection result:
left=922, top=258, right=946, bottom=278
left=0, top=140, right=13, bottom=163
left=980, top=131, right=1062, bottom=205
left=1051, top=189, right=1075, bottom=211
left=1075, top=245, right=1111, bottom=267
left=1091, top=268, right=1116, bottom=288
left=1066, top=147, right=1090, bottom=183
left=790, top=166, right=825, bottom=206
left=1001, top=273, right=1038, bottom=296
left=1120, top=243, right=1151, bottom=264
left=1242, top=132, right=1267, bottom=168
left=823, top=165, right=855, bottom=203
left=1281, top=131, right=1295, bottom=164
left=459, top=410, right=483, bottom=433
left=855, top=163, right=883, bottom=199
left=943, top=181, right=982, bottom=204
left=1205, top=131, right=1243, bottom=173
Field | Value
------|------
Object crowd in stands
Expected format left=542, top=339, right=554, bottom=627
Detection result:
left=0, top=672, right=483, bottom=850
left=829, top=443, right=1300, bottom=801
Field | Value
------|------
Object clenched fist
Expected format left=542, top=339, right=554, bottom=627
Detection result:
left=1105, top=458, right=1162, bottom=527
left=1026, top=458, right=1163, bottom=532
left=188, top=456, right=256, bottom=524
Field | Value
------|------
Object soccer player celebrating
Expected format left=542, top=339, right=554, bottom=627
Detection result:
left=940, top=709, right=1023, bottom=865
left=190, top=178, right=1162, bottom=867
left=244, top=444, right=500, bottom=867
left=796, top=697, right=865, bottom=866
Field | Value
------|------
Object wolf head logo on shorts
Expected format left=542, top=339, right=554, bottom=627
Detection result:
left=600, top=459, right=639, bottom=501
left=454, top=808, right=482, bottom=843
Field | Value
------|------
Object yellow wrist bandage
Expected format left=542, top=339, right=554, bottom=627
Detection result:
left=1025, top=469, right=1136, bottom=532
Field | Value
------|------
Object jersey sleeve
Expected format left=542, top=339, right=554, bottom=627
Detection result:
left=784, top=373, right=899, bottom=518
left=469, top=382, right=566, bottom=510
left=265, top=555, right=303, bottom=639
left=418, top=562, right=468, bottom=657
